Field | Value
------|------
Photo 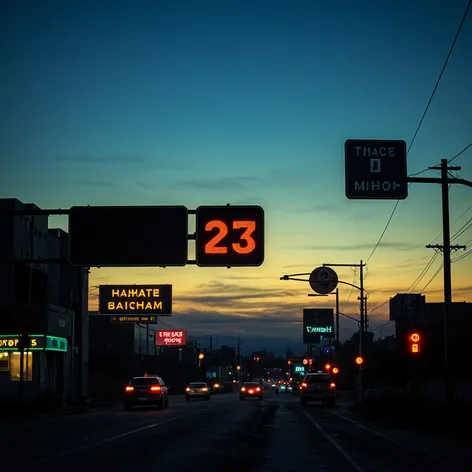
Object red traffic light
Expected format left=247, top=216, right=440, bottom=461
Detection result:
left=332, top=367, right=339, bottom=374
left=355, top=356, right=364, bottom=365
left=325, top=363, right=331, bottom=371
left=408, top=333, right=421, bottom=354
left=410, top=343, right=420, bottom=353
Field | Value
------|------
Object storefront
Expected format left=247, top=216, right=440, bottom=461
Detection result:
left=0, top=334, right=68, bottom=401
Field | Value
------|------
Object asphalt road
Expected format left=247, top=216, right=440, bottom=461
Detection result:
left=5, top=390, right=471, bottom=472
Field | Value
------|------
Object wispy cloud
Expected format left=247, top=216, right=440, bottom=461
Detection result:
left=67, top=180, right=116, bottom=187
left=177, top=176, right=259, bottom=190
left=174, top=168, right=314, bottom=191
left=423, top=286, right=472, bottom=296
left=297, top=242, right=422, bottom=251
left=294, top=204, right=338, bottom=213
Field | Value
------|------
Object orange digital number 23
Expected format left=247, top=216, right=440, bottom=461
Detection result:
left=204, top=220, right=256, bottom=255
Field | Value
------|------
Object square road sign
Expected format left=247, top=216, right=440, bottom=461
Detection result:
left=195, top=205, right=264, bottom=267
left=345, top=139, right=408, bottom=199
left=69, top=205, right=188, bottom=266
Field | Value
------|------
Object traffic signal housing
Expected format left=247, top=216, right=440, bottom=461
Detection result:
left=408, top=332, right=421, bottom=354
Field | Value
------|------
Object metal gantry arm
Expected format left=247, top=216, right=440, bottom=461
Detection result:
left=281, top=274, right=363, bottom=293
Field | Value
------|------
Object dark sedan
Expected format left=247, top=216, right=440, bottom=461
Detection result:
left=240, top=382, right=263, bottom=400
left=185, top=382, right=211, bottom=400
left=124, top=375, right=169, bottom=410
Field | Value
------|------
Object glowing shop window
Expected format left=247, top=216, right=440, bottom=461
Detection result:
left=0, top=352, right=9, bottom=372
left=10, top=352, right=33, bottom=381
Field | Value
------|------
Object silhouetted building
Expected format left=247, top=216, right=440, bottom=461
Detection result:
left=0, top=198, right=88, bottom=404
left=390, top=293, right=472, bottom=379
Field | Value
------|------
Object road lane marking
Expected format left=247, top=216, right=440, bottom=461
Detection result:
left=302, top=411, right=365, bottom=472
left=25, top=406, right=213, bottom=468
left=326, top=409, right=451, bottom=468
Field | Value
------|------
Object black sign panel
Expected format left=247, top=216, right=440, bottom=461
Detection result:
left=303, top=308, right=335, bottom=344
left=195, top=205, right=264, bottom=267
left=111, top=316, right=158, bottom=323
left=99, top=284, right=172, bottom=315
left=69, top=206, right=188, bottom=266
left=345, top=139, right=408, bottom=199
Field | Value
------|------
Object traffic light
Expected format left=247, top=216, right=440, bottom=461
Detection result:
left=287, top=360, right=292, bottom=365
left=355, top=356, right=364, bottom=365
left=324, top=363, right=331, bottom=371
left=332, top=367, right=339, bottom=375
left=195, top=205, right=265, bottom=267
left=408, top=332, right=421, bottom=354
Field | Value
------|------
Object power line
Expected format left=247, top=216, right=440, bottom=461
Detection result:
left=450, top=216, right=472, bottom=242
left=369, top=215, right=471, bottom=315
left=408, top=0, right=472, bottom=154
left=406, top=252, right=440, bottom=293
left=448, top=141, right=472, bottom=163
left=429, top=202, right=472, bottom=244
left=452, top=248, right=472, bottom=262
left=420, top=262, right=444, bottom=292
left=365, top=200, right=401, bottom=264
left=342, top=268, right=357, bottom=313
left=364, top=0, right=471, bottom=265
left=371, top=320, right=395, bottom=333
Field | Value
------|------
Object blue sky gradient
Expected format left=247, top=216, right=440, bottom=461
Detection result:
left=2, top=0, right=471, bottom=351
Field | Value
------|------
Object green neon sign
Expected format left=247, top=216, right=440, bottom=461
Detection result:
left=305, top=326, right=333, bottom=334
left=0, top=334, right=68, bottom=352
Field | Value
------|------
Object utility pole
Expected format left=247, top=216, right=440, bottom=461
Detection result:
left=335, top=287, right=340, bottom=352
left=237, top=335, right=241, bottom=383
left=425, top=159, right=465, bottom=402
left=407, top=162, right=472, bottom=403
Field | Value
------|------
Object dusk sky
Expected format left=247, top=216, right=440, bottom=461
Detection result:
left=2, top=0, right=471, bottom=351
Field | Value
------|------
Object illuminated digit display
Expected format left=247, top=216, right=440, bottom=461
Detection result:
left=195, top=205, right=264, bottom=267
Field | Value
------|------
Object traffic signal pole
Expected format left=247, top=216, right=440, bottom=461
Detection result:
left=322, top=261, right=366, bottom=401
left=283, top=262, right=367, bottom=401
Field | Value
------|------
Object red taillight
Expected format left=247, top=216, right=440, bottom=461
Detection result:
left=301, top=382, right=308, bottom=388
left=150, top=385, right=161, bottom=392
left=330, top=382, right=336, bottom=389
left=256, top=387, right=261, bottom=392
left=125, top=386, right=134, bottom=392
left=241, top=387, right=246, bottom=392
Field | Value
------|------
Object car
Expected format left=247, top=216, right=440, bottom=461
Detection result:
left=240, top=382, right=263, bottom=400
left=124, top=375, right=169, bottom=410
left=299, top=372, right=336, bottom=407
left=185, top=382, right=211, bottom=400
